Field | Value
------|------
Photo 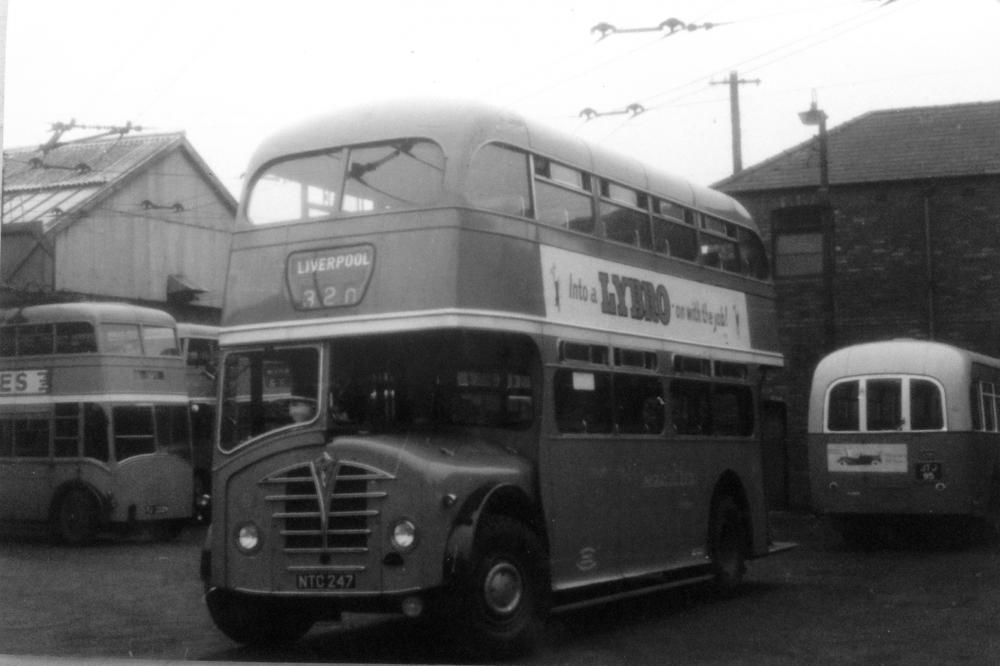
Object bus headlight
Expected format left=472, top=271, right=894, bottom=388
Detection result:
left=391, top=519, right=418, bottom=552
left=236, top=522, right=262, bottom=554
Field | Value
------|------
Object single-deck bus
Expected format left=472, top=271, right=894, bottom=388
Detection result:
left=0, top=302, right=194, bottom=543
left=808, top=339, right=1000, bottom=541
left=201, top=99, right=789, bottom=654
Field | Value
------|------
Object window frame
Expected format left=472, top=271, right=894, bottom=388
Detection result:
left=824, top=375, right=947, bottom=433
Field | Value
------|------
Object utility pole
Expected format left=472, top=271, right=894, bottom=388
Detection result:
left=711, top=71, right=760, bottom=174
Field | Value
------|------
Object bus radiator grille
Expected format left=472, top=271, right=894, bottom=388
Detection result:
left=262, top=460, right=393, bottom=561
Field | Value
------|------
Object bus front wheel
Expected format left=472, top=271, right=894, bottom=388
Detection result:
left=452, top=515, right=547, bottom=657
left=709, top=495, right=747, bottom=591
left=206, top=589, right=314, bottom=646
left=56, top=488, right=100, bottom=545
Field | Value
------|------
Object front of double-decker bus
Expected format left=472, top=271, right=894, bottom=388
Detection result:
left=202, top=102, right=547, bottom=650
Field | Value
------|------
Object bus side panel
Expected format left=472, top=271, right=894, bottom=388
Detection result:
left=809, top=432, right=981, bottom=516
left=114, top=453, right=193, bottom=522
left=617, top=437, right=704, bottom=574
left=455, top=214, right=546, bottom=317
left=542, top=434, right=625, bottom=590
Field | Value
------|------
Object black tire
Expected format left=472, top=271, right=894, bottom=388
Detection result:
left=709, top=495, right=747, bottom=591
left=56, top=488, right=100, bottom=546
left=451, top=515, right=548, bottom=657
left=206, top=589, right=314, bottom=646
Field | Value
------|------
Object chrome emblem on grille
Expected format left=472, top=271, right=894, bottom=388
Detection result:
left=315, top=451, right=337, bottom=496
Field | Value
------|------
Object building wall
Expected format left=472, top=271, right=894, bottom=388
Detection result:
left=54, top=149, right=232, bottom=310
left=727, top=174, right=1000, bottom=507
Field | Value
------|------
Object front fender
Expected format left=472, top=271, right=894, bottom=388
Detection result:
left=442, top=482, right=538, bottom=582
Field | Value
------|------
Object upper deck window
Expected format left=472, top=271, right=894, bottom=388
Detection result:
left=465, top=143, right=533, bottom=217
left=739, top=228, right=771, bottom=280
left=246, top=139, right=445, bottom=225
left=142, top=325, right=180, bottom=357
left=700, top=215, right=741, bottom=273
left=651, top=199, right=699, bottom=261
left=599, top=180, right=651, bottom=249
left=533, top=157, right=594, bottom=233
left=1, top=322, right=99, bottom=357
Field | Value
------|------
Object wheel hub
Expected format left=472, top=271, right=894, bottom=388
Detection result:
left=483, top=561, right=523, bottom=615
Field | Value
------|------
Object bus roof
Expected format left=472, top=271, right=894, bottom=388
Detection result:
left=812, top=339, right=1000, bottom=383
left=177, top=322, right=220, bottom=339
left=242, top=98, right=756, bottom=231
left=0, top=302, right=177, bottom=327
left=808, top=339, right=1000, bottom=433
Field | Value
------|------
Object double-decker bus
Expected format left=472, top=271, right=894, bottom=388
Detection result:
left=178, top=322, right=220, bottom=522
left=201, top=99, right=788, bottom=654
left=808, top=339, right=1000, bottom=541
left=0, top=302, right=193, bottom=543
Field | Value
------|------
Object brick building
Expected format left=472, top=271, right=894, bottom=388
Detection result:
left=714, top=100, right=1000, bottom=507
left=2, top=131, right=235, bottom=323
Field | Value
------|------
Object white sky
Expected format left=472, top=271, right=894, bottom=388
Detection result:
left=3, top=0, right=999, bottom=198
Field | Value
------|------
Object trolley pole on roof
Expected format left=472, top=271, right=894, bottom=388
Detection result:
left=710, top=71, right=760, bottom=175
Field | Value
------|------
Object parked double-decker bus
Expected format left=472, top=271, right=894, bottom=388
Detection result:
left=201, top=99, right=788, bottom=654
left=178, top=321, right=219, bottom=522
left=0, top=302, right=193, bottom=543
left=808, top=339, right=1000, bottom=541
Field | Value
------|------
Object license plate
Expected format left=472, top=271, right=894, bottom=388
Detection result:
left=296, top=573, right=356, bottom=590
left=914, top=462, right=942, bottom=481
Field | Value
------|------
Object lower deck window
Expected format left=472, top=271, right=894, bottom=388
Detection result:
left=670, top=379, right=754, bottom=437
left=114, top=406, right=156, bottom=460
left=0, top=402, right=110, bottom=461
left=553, top=370, right=668, bottom=436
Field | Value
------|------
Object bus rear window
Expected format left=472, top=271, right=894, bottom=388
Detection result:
left=247, top=139, right=445, bottom=225
left=826, top=376, right=944, bottom=432
left=343, top=140, right=445, bottom=213
left=827, top=380, right=859, bottom=431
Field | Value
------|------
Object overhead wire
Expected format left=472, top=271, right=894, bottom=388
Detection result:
left=582, top=0, right=923, bottom=145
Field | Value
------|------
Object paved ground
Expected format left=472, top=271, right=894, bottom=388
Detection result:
left=2, top=512, right=1000, bottom=664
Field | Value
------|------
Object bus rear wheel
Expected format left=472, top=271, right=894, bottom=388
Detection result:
left=56, top=488, right=100, bottom=546
left=709, top=495, right=747, bottom=591
left=452, top=515, right=547, bottom=657
left=206, top=589, right=314, bottom=646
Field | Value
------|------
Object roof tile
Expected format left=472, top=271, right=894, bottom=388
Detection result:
left=715, top=100, right=1000, bottom=192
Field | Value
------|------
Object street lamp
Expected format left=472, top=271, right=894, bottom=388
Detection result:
left=798, top=94, right=835, bottom=348
left=798, top=97, right=829, bottom=202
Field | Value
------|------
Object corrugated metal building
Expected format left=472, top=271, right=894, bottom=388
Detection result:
left=1, top=131, right=236, bottom=322
left=714, top=100, right=1000, bottom=507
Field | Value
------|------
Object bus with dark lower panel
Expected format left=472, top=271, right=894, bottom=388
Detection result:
left=0, top=302, right=193, bottom=543
left=808, top=339, right=1000, bottom=542
left=201, top=99, right=790, bottom=655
